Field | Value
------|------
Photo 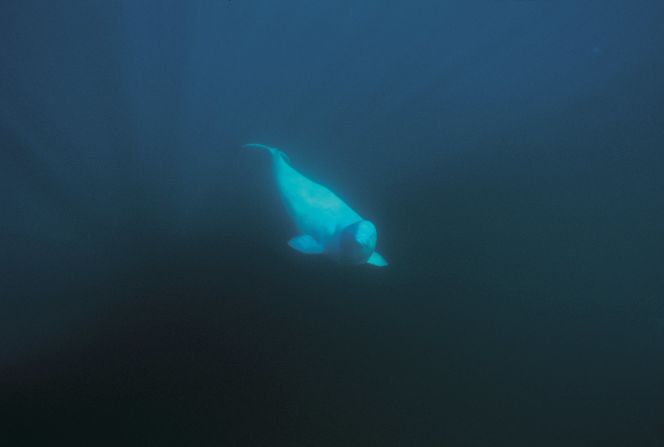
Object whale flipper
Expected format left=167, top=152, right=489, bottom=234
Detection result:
left=288, top=235, right=324, bottom=254
left=367, top=252, right=388, bottom=267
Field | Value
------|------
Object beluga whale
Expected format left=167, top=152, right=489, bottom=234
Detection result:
left=244, top=143, right=388, bottom=267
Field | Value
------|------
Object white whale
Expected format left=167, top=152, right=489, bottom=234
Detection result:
left=244, top=143, right=388, bottom=267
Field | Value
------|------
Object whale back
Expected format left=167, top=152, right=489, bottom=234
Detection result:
left=271, top=152, right=362, bottom=242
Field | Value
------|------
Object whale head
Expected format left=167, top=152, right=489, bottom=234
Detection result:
left=337, top=220, right=378, bottom=264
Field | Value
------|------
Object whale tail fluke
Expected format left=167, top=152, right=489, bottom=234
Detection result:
left=243, top=143, right=275, bottom=153
left=243, top=143, right=290, bottom=164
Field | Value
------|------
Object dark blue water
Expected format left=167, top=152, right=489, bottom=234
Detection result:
left=2, top=1, right=663, bottom=445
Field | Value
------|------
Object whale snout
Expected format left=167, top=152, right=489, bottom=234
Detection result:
left=353, top=220, right=377, bottom=250
left=337, top=220, right=377, bottom=264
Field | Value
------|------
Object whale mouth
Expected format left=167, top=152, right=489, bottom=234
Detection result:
left=353, top=222, right=377, bottom=250
left=355, top=234, right=371, bottom=247
left=335, top=220, right=378, bottom=264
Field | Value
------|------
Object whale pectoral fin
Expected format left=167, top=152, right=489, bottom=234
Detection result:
left=288, top=235, right=325, bottom=255
left=367, top=251, right=388, bottom=267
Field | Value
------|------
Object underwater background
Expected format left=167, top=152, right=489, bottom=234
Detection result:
left=1, top=1, right=663, bottom=445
